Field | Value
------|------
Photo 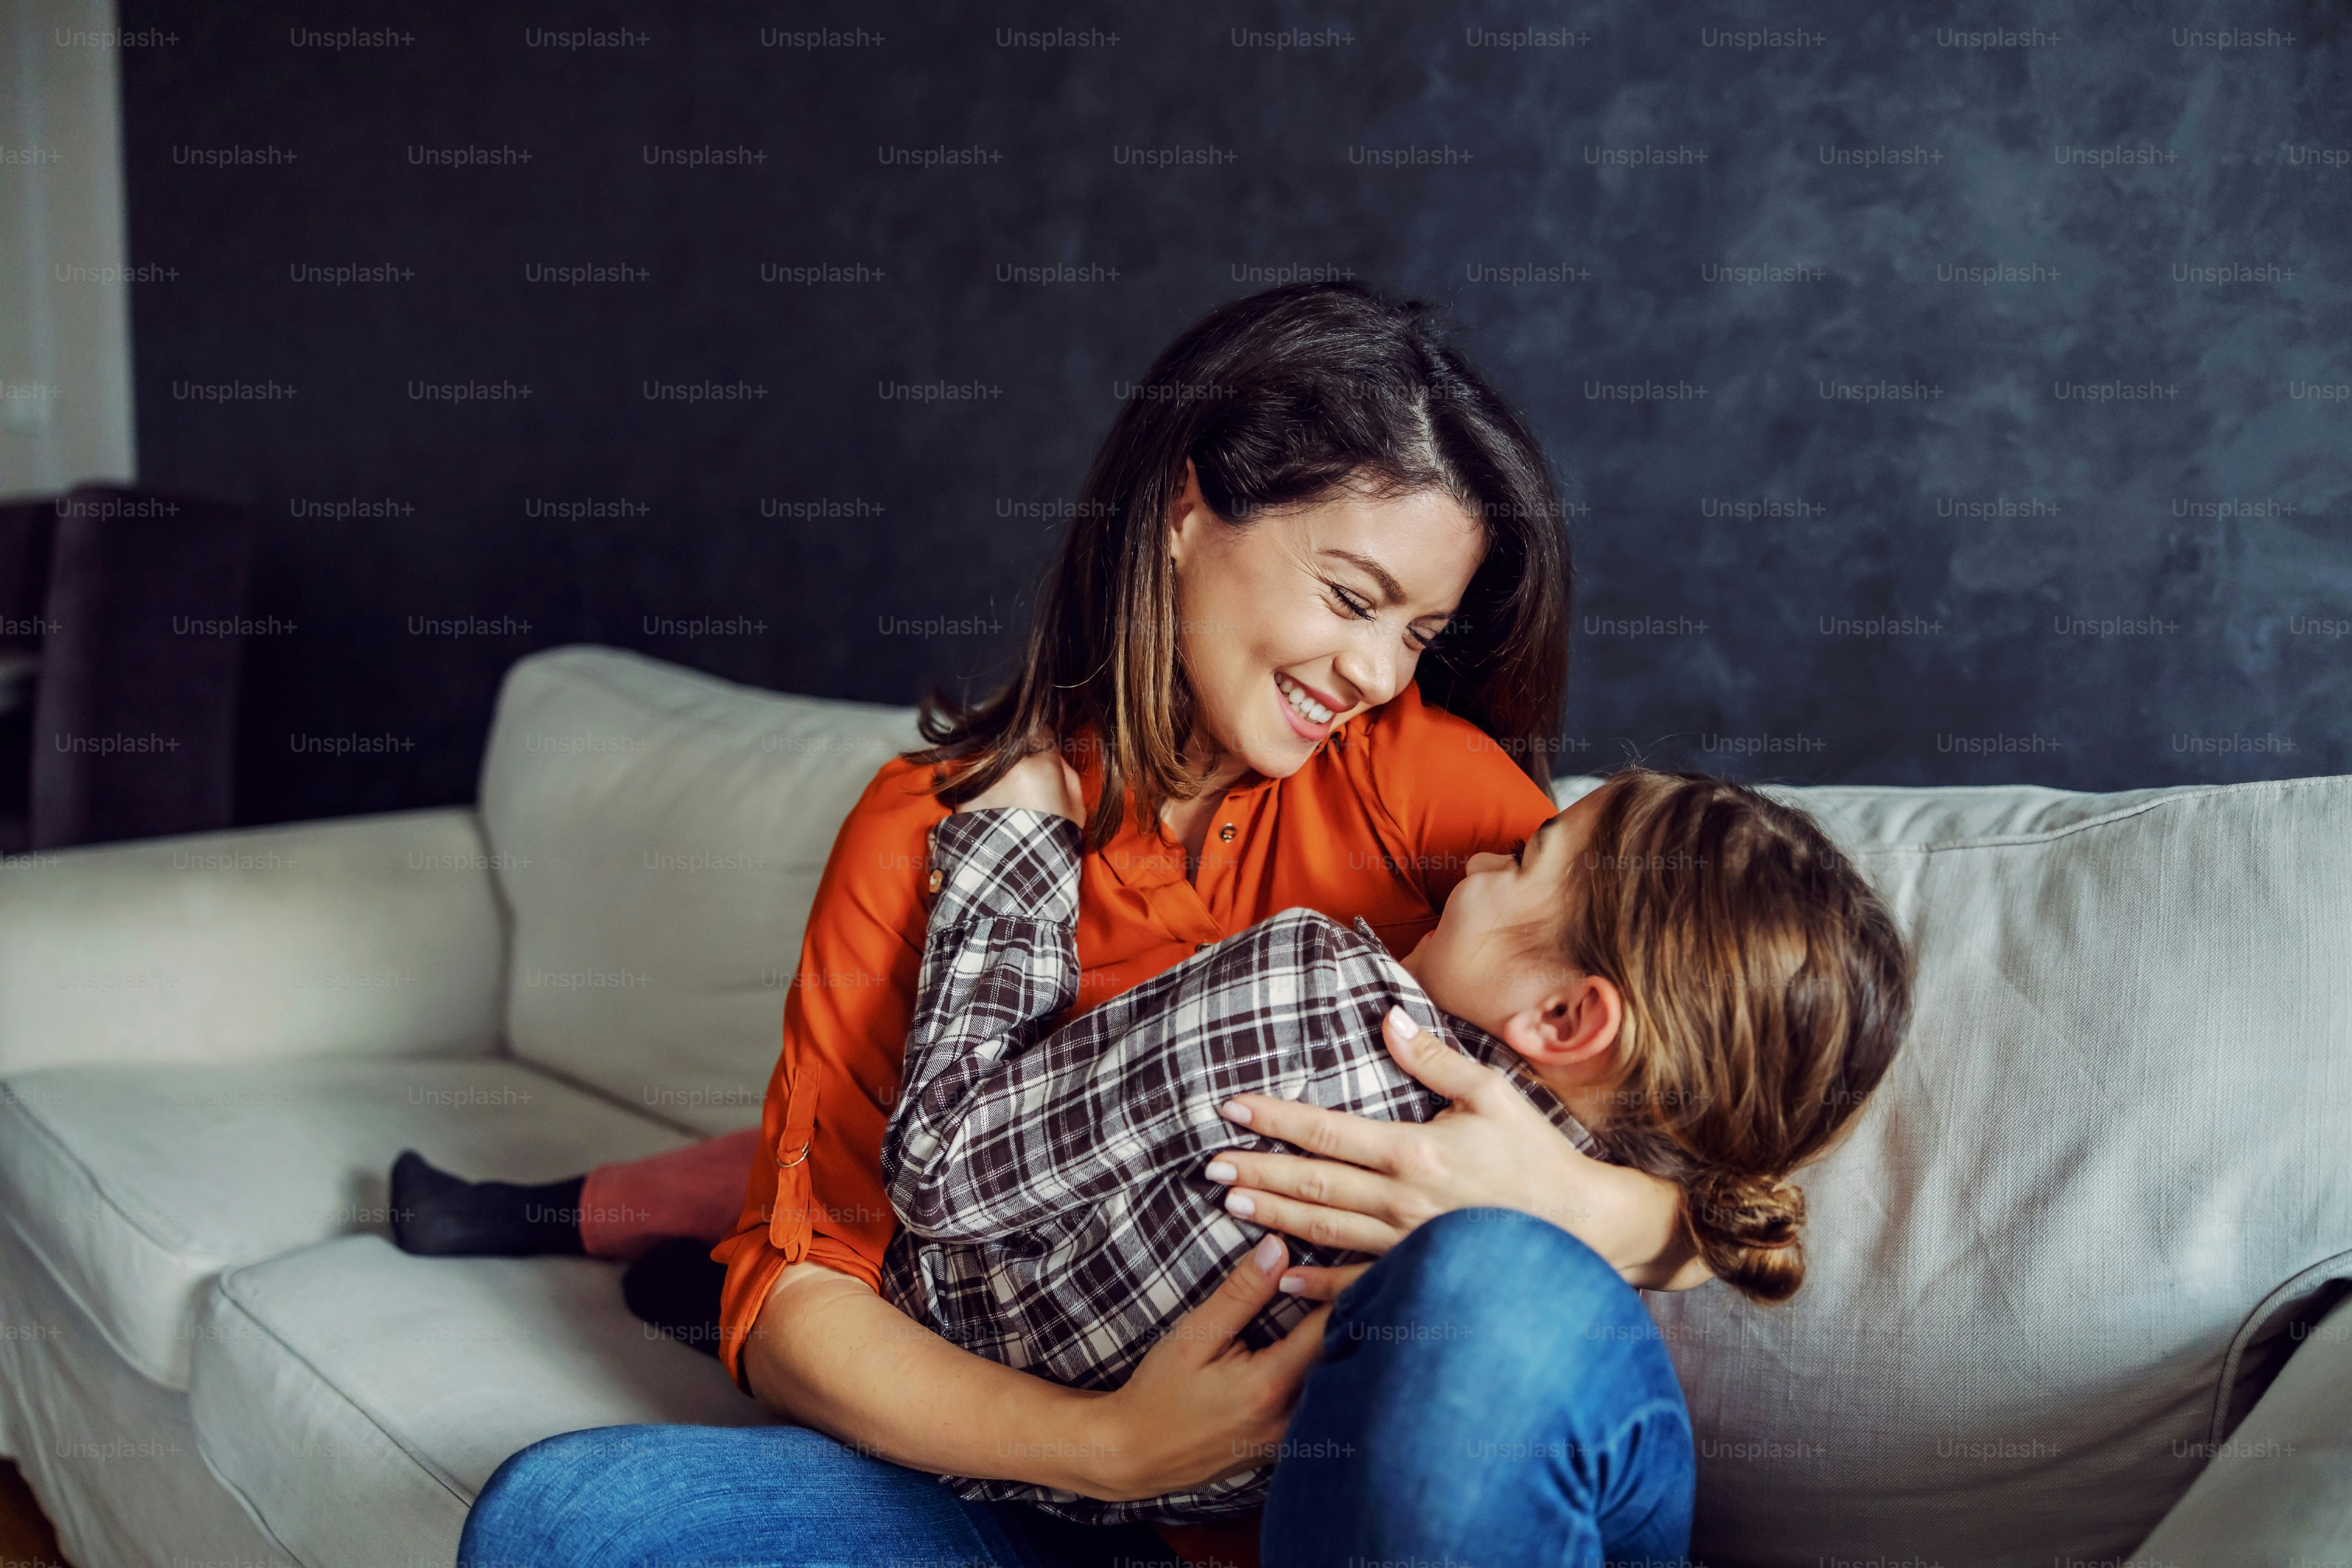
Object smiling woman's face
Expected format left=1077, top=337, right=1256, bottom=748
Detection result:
left=1168, top=465, right=1486, bottom=786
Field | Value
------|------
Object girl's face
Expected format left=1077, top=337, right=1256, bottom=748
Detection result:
left=1168, top=466, right=1484, bottom=786
left=1409, top=794, right=1601, bottom=1029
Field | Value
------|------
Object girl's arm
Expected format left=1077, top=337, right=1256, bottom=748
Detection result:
left=894, top=894, right=1394, bottom=1244
left=887, top=770, right=1374, bottom=1244
left=882, top=807, right=1092, bottom=1239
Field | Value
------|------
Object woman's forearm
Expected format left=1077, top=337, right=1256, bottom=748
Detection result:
left=742, top=1261, right=1121, bottom=1495
left=1592, top=1160, right=1709, bottom=1290
left=1208, top=1007, right=1720, bottom=1291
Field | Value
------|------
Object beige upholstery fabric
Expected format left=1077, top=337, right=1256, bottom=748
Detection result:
left=189, top=1237, right=777, bottom=1568
left=0, top=807, right=506, bottom=1077
left=478, top=646, right=922, bottom=1135
left=0, top=1217, right=298, bottom=1568
left=1631, top=778, right=2352, bottom=1566
left=0, top=1058, right=687, bottom=1388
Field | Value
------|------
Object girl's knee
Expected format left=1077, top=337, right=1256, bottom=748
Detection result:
left=1381, top=1208, right=1625, bottom=1312
left=1329, top=1209, right=1666, bottom=1396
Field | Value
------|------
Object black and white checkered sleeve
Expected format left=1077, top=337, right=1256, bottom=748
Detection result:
left=887, top=906, right=1405, bottom=1247
left=882, top=808, right=1085, bottom=1236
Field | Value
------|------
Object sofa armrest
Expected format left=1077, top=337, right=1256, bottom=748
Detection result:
left=0, top=808, right=507, bottom=1073
left=2135, top=1295, right=2352, bottom=1562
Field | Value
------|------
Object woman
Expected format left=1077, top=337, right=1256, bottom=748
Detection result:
left=454, top=283, right=1703, bottom=1567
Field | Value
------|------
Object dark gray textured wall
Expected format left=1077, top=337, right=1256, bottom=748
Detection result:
left=115, top=1, right=2352, bottom=825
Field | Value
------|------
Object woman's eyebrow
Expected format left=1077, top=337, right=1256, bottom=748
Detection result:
left=1319, top=548, right=1408, bottom=606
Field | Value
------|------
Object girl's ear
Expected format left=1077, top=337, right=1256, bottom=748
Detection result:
left=1500, top=973, right=1623, bottom=1074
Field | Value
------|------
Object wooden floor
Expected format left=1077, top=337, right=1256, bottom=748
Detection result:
left=0, top=1461, right=68, bottom=1567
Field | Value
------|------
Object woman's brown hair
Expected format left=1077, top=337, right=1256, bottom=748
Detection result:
left=1561, top=769, right=1913, bottom=1303
left=910, top=281, right=1572, bottom=848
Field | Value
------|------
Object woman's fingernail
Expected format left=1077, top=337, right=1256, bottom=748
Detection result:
left=1277, top=1274, right=1306, bottom=1295
left=1205, top=1161, right=1238, bottom=1183
left=1227, top=1191, right=1258, bottom=1219
left=1221, top=1100, right=1253, bottom=1126
left=1253, top=1234, right=1284, bottom=1272
left=1387, top=1005, right=1420, bottom=1037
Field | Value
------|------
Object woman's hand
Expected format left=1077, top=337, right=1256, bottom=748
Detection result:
left=1206, top=1007, right=1710, bottom=1299
left=1079, top=1236, right=1328, bottom=1500
left=961, top=742, right=1084, bottom=824
left=747, top=1244, right=1323, bottom=1504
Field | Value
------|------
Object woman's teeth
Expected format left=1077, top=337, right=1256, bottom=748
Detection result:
left=1276, top=672, right=1333, bottom=726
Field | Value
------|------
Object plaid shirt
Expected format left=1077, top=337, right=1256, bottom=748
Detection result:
left=880, top=808, right=1594, bottom=1524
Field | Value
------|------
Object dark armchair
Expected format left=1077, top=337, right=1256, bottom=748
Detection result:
left=0, top=486, right=253, bottom=850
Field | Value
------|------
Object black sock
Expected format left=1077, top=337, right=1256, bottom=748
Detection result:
left=389, top=1149, right=587, bottom=1257
left=622, top=1236, right=729, bottom=1359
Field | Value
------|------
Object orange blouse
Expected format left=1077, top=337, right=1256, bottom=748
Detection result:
left=713, top=681, right=1558, bottom=1387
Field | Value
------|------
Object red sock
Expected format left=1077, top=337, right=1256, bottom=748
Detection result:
left=579, top=1127, right=764, bottom=1261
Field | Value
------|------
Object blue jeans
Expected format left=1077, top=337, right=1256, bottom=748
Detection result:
left=459, top=1210, right=1693, bottom=1567
left=1263, top=1209, right=1694, bottom=1565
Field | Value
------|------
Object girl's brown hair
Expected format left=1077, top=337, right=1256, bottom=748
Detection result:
left=1561, top=769, right=1912, bottom=1303
left=910, top=281, right=1571, bottom=847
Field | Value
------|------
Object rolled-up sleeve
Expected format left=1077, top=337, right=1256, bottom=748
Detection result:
left=713, top=758, right=946, bottom=1387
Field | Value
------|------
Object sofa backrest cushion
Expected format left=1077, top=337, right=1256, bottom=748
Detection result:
left=1598, top=775, right=2352, bottom=1566
left=0, top=807, right=505, bottom=1075
left=478, top=647, right=919, bottom=1134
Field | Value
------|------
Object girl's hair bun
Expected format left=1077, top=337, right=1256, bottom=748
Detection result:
left=1684, top=1169, right=1808, bottom=1303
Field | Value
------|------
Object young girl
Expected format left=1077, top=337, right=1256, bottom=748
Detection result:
left=884, top=761, right=1913, bottom=1522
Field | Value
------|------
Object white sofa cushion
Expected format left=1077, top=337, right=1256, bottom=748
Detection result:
left=1639, top=776, right=2352, bottom=1565
left=0, top=1058, right=687, bottom=1390
left=189, top=1237, right=777, bottom=1568
left=0, top=807, right=506, bottom=1076
left=478, top=646, right=922, bottom=1135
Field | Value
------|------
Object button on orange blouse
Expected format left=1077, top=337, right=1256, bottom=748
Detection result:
left=712, top=681, right=1558, bottom=1387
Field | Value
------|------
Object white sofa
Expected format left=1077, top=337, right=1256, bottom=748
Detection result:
left=1, top=645, right=2347, bottom=1568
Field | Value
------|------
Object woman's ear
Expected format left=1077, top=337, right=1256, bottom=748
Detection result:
left=1167, top=460, right=1206, bottom=569
left=1499, top=973, right=1623, bottom=1079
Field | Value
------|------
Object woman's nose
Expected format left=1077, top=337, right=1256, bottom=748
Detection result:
left=1331, top=639, right=1402, bottom=710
